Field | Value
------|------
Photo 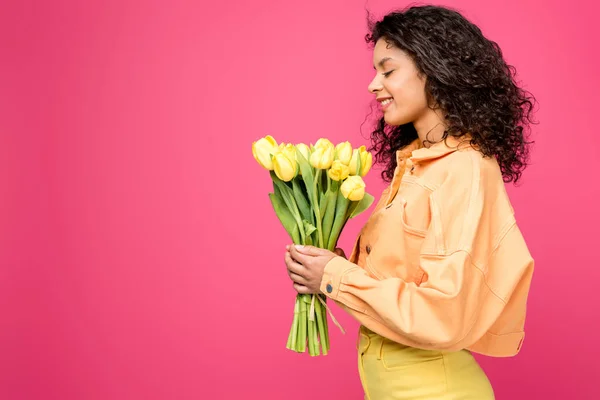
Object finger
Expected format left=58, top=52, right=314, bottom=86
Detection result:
left=293, top=244, right=329, bottom=256
left=289, top=271, right=308, bottom=286
left=289, top=245, right=311, bottom=266
left=293, top=282, right=311, bottom=294
left=285, top=251, right=307, bottom=277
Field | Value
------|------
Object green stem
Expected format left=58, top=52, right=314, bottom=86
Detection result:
left=312, top=317, right=320, bottom=356
left=307, top=314, right=315, bottom=356
left=313, top=169, right=324, bottom=248
left=314, top=295, right=328, bottom=355
left=298, top=294, right=307, bottom=352
left=285, top=194, right=306, bottom=244
left=322, top=296, right=330, bottom=352
left=327, top=194, right=350, bottom=251
left=286, top=317, right=294, bottom=349
left=290, top=296, right=299, bottom=351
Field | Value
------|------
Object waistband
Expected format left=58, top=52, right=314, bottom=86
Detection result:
left=357, top=325, right=458, bottom=358
left=357, top=325, right=412, bottom=356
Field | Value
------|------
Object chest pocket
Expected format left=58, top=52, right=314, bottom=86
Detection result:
left=361, top=179, right=432, bottom=282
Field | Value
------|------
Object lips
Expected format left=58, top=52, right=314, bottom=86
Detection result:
left=378, top=97, right=394, bottom=111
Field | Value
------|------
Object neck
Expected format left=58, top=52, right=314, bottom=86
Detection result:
left=413, top=109, right=448, bottom=147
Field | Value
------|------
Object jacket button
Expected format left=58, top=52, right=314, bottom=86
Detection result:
left=366, top=245, right=371, bottom=254
left=326, top=284, right=333, bottom=293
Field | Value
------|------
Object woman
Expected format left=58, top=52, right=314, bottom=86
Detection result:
left=284, top=5, right=536, bottom=399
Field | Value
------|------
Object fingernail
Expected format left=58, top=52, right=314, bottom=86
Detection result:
left=286, top=245, right=290, bottom=250
left=295, top=245, right=304, bottom=249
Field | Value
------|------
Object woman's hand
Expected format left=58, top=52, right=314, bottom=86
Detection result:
left=284, top=245, right=345, bottom=294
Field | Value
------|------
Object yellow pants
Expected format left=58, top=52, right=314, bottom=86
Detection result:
left=357, top=326, right=495, bottom=399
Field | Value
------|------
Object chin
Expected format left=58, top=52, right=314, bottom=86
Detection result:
left=384, top=112, right=408, bottom=127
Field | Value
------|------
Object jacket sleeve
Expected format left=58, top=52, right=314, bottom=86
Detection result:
left=319, top=162, right=534, bottom=351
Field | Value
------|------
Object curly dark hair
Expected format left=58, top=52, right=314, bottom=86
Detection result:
left=364, top=4, right=537, bottom=184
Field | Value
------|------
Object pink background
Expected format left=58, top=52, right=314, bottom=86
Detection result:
left=1, top=0, right=598, bottom=398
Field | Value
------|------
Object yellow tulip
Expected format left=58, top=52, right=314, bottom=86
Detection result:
left=252, top=135, right=278, bottom=170
left=279, top=143, right=297, bottom=164
left=328, top=160, right=350, bottom=181
left=294, top=143, right=311, bottom=176
left=272, top=150, right=297, bottom=182
left=340, top=175, right=366, bottom=201
left=310, top=144, right=335, bottom=169
left=349, top=146, right=373, bottom=176
left=295, top=143, right=311, bottom=162
left=360, top=149, right=373, bottom=176
left=335, top=141, right=353, bottom=165
left=314, top=138, right=334, bottom=150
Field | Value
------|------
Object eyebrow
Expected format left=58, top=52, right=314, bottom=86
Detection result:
left=373, top=57, right=393, bottom=70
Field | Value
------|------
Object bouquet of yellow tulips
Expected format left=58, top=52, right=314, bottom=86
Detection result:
left=252, top=135, right=375, bottom=356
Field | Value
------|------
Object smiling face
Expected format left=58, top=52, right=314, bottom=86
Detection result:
left=368, top=38, right=431, bottom=127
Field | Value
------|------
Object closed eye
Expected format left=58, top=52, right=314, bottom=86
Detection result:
left=383, top=70, right=394, bottom=77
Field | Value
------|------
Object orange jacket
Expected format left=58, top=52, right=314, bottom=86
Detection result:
left=320, top=135, right=534, bottom=357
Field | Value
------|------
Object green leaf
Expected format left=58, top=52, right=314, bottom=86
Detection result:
left=319, top=189, right=328, bottom=216
left=272, top=172, right=306, bottom=242
left=305, top=234, right=313, bottom=246
left=292, top=178, right=312, bottom=224
left=349, top=193, right=375, bottom=218
left=274, top=182, right=282, bottom=201
left=311, top=169, right=325, bottom=248
left=320, top=170, right=328, bottom=197
left=269, top=193, right=300, bottom=243
left=329, top=179, right=340, bottom=193
left=327, top=190, right=350, bottom=251
left=321, top=191, right=336, bottom=249
left=272, top=172, right=297, bottom=213
left=296, top=151, right=314, bottom=202
left=303, top=220, right=317, bottom=237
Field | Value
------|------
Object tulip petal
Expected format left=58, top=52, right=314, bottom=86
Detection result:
left=265, top=135, right=277, bottom=146
left=273, top=152, right=295, bottom=182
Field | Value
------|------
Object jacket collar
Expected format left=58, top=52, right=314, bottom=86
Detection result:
left=405, top=134, right=475, bottom=163
left=396, top=138, right=423, bottom=162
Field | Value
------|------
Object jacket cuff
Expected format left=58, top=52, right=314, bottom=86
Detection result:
left=320, top=256, right=359, bottom=300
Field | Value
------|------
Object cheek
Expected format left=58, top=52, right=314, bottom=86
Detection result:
left=397, top=79, right=428, bottom=107
left=390, top=77, right=425, bottom=101
left=384, top=80, right=429, bottom=125
left=385, top=79, right=405, bottom=100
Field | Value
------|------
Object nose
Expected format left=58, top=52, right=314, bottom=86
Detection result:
left=368, top=74, right=382, bottom=94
